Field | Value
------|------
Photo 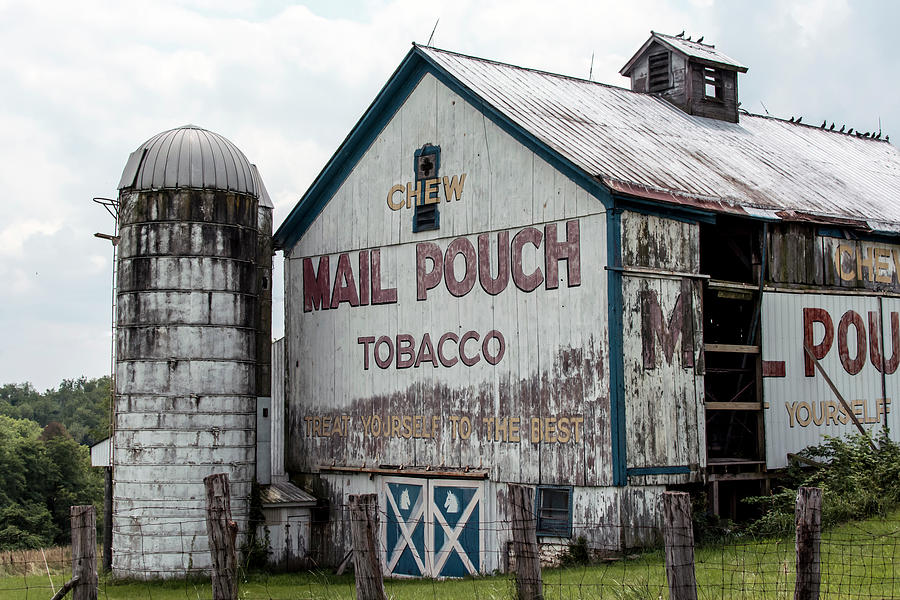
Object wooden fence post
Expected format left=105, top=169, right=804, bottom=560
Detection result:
left=205, top=473, right=238, bottom=600
left=507, top=484, right=543, bottom=600
left=348, top=494, right=387, bottom=600
left=794, top=486, right=822, bottom=600
left=663, top=491, right=697, bottom=600
left=70, top=505, right=98, bottom=600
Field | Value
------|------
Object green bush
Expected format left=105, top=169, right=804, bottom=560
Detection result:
left=746, top=429, right=900, bottom=536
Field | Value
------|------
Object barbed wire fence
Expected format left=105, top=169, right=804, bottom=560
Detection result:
left=1, top=479, right=899, bottom=599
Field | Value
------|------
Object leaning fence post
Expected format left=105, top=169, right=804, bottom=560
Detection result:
left=663, top=491, right=698, bottom=600
left=507, top=484, right=543, bottom=600
left=70, top=505, right=98, bottom=600
left=348, top=494, right=387, bottom=600
left=205, top=473, right=238, bottom=600
left=794, top=486, right=822, bottom=600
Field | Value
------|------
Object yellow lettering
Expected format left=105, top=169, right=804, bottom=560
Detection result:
left=836, top=243, right=856, bottom=282
left=531, top=417, right=541, bottom=443
left=386, top=184, right=405, bottom=210
left=406, top=181, right=421, bottom=208
left=572, top=417, right=584, bottom=442
left=442, top=173, right=466, bottom=202
left=557, top=418, right=571, bottom=443
left=858, top=246, right=875, bottom=281
left=875, top=247, right=892, bottom=283
left=796, top=401, right=812, bottom=427
left=785, top=402, right=797, bottom=428
left=424, top=178, right=440, bottom=204
left=510, top=417, right=521, bottom=442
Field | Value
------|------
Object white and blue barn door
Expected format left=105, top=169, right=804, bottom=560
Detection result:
left=383, top=479, right=428, bottom=577
left=430, top=481, right=483, bottom=577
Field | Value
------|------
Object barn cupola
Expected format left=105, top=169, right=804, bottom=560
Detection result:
left=620, top=31, right=748, bottom=123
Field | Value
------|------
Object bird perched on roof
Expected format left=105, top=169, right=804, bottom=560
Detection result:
left=789, top=117, right=795, bottom=122
left=839, top=125, right=845, bottom=132
left=796, top=116, right=803, bottom=124
left=830, top=123, right=835, bottom=130
left=821, top=120, right=827, bottom=128
left=848, top=128, right=854, bottom=135
left=886, top=135, right=891, bottom=142
left=876, top=133, right=882, bottom=140
left=676, top=30, right=685, bottom=37
left=697, top=36, right=704, bottom=43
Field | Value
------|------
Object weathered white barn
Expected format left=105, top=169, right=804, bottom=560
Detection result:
left=272, top=32, right=900, bottom=576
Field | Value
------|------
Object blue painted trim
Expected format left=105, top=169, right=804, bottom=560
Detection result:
left=627, top=466, right=691, bottom=476
left=606, top=208, right=627, bottom=486
left=817, top=226, right=900, bottom=243
left=274, top=50, right=430, bottom=250
left=613, top=195, right=716, bottom=225
left=274, top=45, right=614, bottom=251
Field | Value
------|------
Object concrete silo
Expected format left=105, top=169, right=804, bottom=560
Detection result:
left=113, top=125, right=273, bottom=577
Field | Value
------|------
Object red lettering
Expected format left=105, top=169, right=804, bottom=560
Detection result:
left=869, top=311, right=884, bottom=372
left=460, top=331, right=481, bottom=366
left=478, top=231, right=509, bottom=295
left=444, top=238, right=477, bottom=297
left=803, top=307, right=834, bottom=377
left=511, top=227, right=544, bottom=291
left=838, top=310, right=866, bottom=375
left=416, top=242, right=443, bottom=300
left=396, top=334, right=415, bottom=369
left=330, top=253, right=359, bottom=308
left=438, top=332, right=459, bottom=367
left=371, top=249, right=397, bottom=305
left=415, top=333, right=438, bottom=367
left=359, top=250, right=370, bottom=306
left=357, top=336, right=375, bottom=370
left=302, top=256, right=330, bottom=312
left=545, top=220, right=581, bottom=289
left=886, top=313, right=900, bottom=375
left=482, top=330, right=506, bottom=365
left=374, top=336, right=393, bottom=369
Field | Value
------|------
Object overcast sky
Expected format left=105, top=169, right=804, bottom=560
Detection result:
left=1, top=0, right=897, bottom=390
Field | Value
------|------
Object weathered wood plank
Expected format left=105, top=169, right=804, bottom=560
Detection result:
left=508, top=484, right=543, bottom=600
left=663, top=492, right=697, bottom=600
left=348, top=494, right=387, bottom=600
left=70, top=505, right=97, bottom=600
left=205, top=473, right=238, bottom=600
left=794, top=487, right=822, bottom=600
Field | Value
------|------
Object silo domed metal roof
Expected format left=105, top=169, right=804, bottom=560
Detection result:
left=118, top=125, right=260, bottom=196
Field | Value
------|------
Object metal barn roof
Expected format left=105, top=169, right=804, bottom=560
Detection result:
left=419, top=45, right=900, bottom=230
left=118, top=125, right=262, bottom=197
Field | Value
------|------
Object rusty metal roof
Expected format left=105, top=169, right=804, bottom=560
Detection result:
left=621, top=31, right=748, bottom=75
left=118, top=125, right=260, bottom=196
left=419, top=45, right=900, bottom=229
left=260, top=481, right=316, bottom=507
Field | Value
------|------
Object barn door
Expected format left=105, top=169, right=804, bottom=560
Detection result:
left=384, top=480, right=428, bottom=576
left=430, top=482, right=482, bottom=577
left=383, top=478, right=483, bottom=577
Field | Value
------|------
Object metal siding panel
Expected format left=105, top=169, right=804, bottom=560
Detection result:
left=762, top=292, right=898, bottom=469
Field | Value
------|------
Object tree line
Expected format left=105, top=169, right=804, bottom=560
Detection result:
left=0, top=377, right=109, bottom=550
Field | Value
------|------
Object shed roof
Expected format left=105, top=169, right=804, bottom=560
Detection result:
left=118, top=125, right=265, bottom=198
left=274, top=44, right=900, bottom=249
left=260, top=481, right=317, bottom=507
left=620, top=31, right=748, bottom=75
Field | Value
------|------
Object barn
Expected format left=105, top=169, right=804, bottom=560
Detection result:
left=272, top=32, right=900, bottom=576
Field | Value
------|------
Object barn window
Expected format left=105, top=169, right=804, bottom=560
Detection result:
left=648, top=51, right=671, bottom=92
left=535, top=486, right=573, bottom=537
left=703, top=67, right=723, bottom=100
left=413, top=144, right=441, bottom=232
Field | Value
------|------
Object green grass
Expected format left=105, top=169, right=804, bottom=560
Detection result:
left=1, top=512, right=898, bottom=600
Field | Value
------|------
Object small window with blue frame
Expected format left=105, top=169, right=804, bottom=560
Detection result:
left=535, top=486, right=573, bottom=537
left=413, top=144, right=440, bottom=232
